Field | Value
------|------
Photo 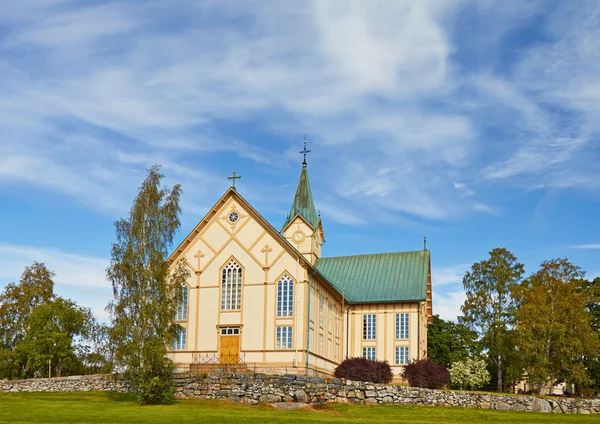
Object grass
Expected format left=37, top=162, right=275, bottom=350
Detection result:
left=0, top=392, right=596, bottom=424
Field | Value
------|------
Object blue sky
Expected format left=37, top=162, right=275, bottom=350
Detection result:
left=1, top=0, right=599, bottom=322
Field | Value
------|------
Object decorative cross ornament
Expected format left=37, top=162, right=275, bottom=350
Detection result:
left=261, top=244, right=273, bottom=267
left=228, top=171, right=241, bottom=190
left=194, top=250, right=205, bottom=270
left=299, top=137, right=311, bottom=165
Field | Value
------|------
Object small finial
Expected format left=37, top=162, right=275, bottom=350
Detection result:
left=227, top=170, right=241, bottom=190
left=318, top=209, right=321, bottom=218
left=424, top=236, right=427, bottom=250
left=299, top=136, right=311, bottom=165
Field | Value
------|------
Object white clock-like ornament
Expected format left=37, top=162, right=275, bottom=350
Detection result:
left=292, top=230, right=305, bottom=244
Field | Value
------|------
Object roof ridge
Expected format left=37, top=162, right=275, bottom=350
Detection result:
left=319, top=250, right=428, bottom=260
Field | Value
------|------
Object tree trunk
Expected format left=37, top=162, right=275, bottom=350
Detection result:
left=497, top=353, right=503, bottom=392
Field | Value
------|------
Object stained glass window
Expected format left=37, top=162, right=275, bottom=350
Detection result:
left=175, top=284, right=188, bottom=320
left=221, top=260, right=242, bottom=310
left=277, top=275, right=294, bottom=317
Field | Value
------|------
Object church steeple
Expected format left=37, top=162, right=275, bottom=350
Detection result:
left=282, top=139, right=319, bottom=231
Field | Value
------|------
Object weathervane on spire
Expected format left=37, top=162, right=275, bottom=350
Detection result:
left=299, top=135, right=311, bottom=165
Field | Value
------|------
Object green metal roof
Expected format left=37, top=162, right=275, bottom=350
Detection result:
left=281, top=163, right=320, bottom=230
left=315, top=250, right=430, bottom=304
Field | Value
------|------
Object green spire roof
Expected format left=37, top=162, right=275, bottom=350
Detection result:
left=282, top=163, right=319, bottom=230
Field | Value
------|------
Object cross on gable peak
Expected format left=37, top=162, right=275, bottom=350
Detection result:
left=227, top=170, right=241, bottom=190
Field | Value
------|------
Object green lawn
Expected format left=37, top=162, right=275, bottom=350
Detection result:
left=0, top=392, right=595, bottom=424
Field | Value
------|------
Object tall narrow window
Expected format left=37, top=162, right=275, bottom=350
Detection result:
left=175, top=284, right=188, bottom=321
left=319, top=295, right=324, bottom=327
left=221, top=260, right=242, bottom=310
left=363, top=314, right=376, bottom=340
left=172, top=329, right=186, bottom=350
left=395, top=346, right=409, bottom=365
left=396, top=313, right=409, bottom=339
left=328, top=303, right=333, bottom=333
left=276, top=326, right=292, bottom=349
left=277, top=275, right=294, bottom=317
left=362, top=347, right=376, bottom=360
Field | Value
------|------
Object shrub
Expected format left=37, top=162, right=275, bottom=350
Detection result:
left=334, top=357, right=393, bottom=384
left=404, top=359, right=449, bottom=389
left=449, top=357, right=490, bottom=390
left=127, top=340, right=176, bottom=405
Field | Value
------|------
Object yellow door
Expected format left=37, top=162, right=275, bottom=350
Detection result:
left=219, top=335, right=240, bottom=364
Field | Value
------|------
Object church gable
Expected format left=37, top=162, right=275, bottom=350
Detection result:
left=169, top=188, right=307, bottom=277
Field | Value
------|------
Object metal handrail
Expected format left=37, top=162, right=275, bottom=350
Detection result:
left=191, top=353, right=246, bottom=365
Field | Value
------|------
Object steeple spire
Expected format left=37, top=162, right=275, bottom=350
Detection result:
left=281, top=139, right=319, bottom=231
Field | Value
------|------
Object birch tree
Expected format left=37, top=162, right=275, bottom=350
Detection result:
left=106, top=165, right=189, bottom=404
left=513, top=259, right=599, bottom=394
left=459, top=248, right=524, bottom=392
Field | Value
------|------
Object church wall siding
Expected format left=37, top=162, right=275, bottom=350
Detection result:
left=347, top=302, right=424, bottom=375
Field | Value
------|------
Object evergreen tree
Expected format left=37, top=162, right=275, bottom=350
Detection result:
left=106, top=165, right=189, bottom=405
left=460, top=248, right=524, bottom=392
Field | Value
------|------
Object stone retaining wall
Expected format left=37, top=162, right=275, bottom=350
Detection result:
left=2, top=373, right=599, bottom=414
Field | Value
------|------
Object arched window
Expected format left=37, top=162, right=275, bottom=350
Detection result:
left=221, top=259, right=242, bottom=310
left=175, top=284, right=188, bottom=320
left=277, top=274, right=294, bottom=317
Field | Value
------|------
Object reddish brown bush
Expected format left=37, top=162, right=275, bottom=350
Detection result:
left=334, top=357, right=393, bottom=384
left=403, top=359, right=450, bottom=389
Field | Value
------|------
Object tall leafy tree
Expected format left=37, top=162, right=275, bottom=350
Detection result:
left=583, top=277, right=600, bottom=393
left=106, top=165, right=189, bottom=405
left=427, top=315, right=481, bottom=367
left=513, top=259, right=599, bottom=394
left=0, top=262, right=55, bottom=378
left=585, top=277, right=600, bottom=332
left=460, top=247, right=524, bottom=392
left=19, top=297, right=93, bottom=377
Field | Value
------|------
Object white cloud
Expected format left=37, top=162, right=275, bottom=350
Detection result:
left=571, top=244, right=600, bottom=250
left=0, top=243, right=111, bottom=321
left=432, top=290, right=466, bottom=322
left=432, top=265, right=466, bottom=286
left=1, top=0, right=598, bottom=228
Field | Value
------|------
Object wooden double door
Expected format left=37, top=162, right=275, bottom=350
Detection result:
left=219, top=327, right=240, bottom=364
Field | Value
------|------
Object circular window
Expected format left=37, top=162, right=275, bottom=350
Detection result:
left=228, top=211, right=239, bottom=223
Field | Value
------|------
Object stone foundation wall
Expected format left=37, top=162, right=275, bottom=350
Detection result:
left=2, top=373, right=599, bottom=414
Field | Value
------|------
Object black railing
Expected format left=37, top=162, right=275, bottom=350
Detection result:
left=191, top=353, right=246, bottom=365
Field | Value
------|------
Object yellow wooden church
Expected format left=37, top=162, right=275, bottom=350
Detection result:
left=167, top=142, right=432, bottom=376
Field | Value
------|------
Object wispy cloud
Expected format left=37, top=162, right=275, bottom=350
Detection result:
left=571, top=244, right=600, bottom=250
left=432, top=290, right=466, bottom=322
left=0, top=0, right=598, bottom=228
left=432, top=265, right=467, bottom=286
left=0, top=243, right=111, bottom=320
